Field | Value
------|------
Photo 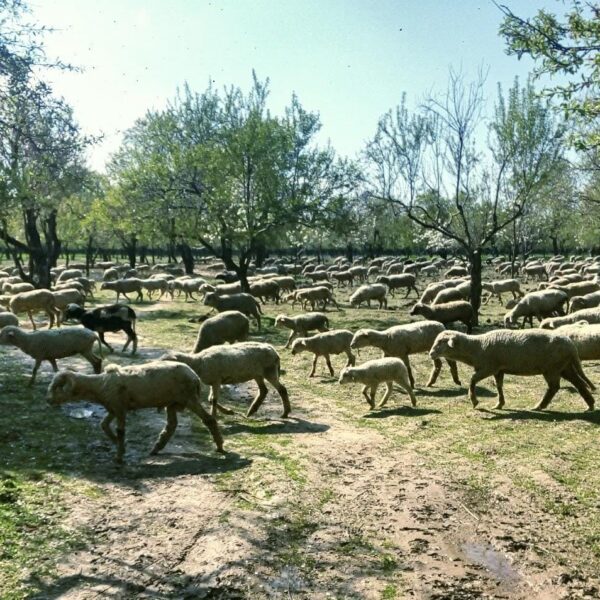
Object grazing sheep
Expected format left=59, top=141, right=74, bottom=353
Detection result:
left=249, top=279, right=281, bottom=304
left=0, top=325, right=102, bottom=384
left=295, top=286, right=340, bottom=311
left=275, top=312, right=330, bottom=348
left=350, top=321, right=461, bottom=388
left=100, top=279, right=144, bottom=303
left=376, top=274, right=419, bottom=298
left=410, top=301, right=474, bottom=333
left=339, top=358, right=416, bottom=409
left=482, top=279, right=523, bottom=305
left=419, top=279, right=466, bottom=304
left=445, top=266, right=468, bottom=278
left=523, top=264, right=548, bottom=282
left=56, top=268, right=83, bottom=283
left=504, top=289, right=568, bottom=328
left=540, top=307, right=600, bottom=329
left=199, top=282, right=242, bottom=297
left=349, top=283, right=388, bottom=309
left=203, top=292, right=262, bottom=329
left=46, top=362, right=223, bottom=463
left=3, top=282, right=35, bottom=295
left=161, top=342, right=290, bottom=418
left=192, top=310, right=250, bottom=352
left=9, top=289, right=58, bottom=330
left=569, top=291, right=600, bottom=313
left=331, top=270, right=354, bottom=287
left=432, top=281, right=471, bottom=305
left=291, top=330, right=355, bottom=377
left=429, top=329, right=595, bottom=411
left=64, top=303, right=137, bottom=354
left=551, top=281, right=600, bottom=306
left=0, top=312, right=18, bottom=328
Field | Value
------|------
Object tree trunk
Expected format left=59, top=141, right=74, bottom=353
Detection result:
left=550, top=236, right=559, bottom=255
left=469, top=249, right=482, bottom=328
left=125, top=234, right=137, bottom=268
left=178, top=241, right=195, bottom=275
left=254, top=240, right=267, bottom=268
left=346, top=241, right=354, bottom=263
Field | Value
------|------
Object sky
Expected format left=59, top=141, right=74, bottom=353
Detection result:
left=29, top=0, right=560, bottom=171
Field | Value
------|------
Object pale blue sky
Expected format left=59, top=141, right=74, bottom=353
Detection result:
left=30, top=0, right=558, bottom=170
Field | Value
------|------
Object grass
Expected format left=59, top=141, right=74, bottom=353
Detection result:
left=1, top=261, right=600, bottom=595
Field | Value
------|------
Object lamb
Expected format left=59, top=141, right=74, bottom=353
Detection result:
left=45, top=362, right=223, bottom=463
left=203, top=292, right=262, bottom=329
left=410, top=301, right=474, bottom=333
left=64, top=303, right=138, bottom=354
left=0, top=312, right=18, bottom=328
left=432, top=281, right=471, bottom=305
left=0, top=325, right=102, bottom=384
left=375, top=274, right=419, bottom=298
left=338, top=358, right=416, bottom=409
left=569, top=291, right=600, bottom=313
left=140, top=278, right=169, bottom=301
left=100, top=279, right=144, bottom=303
left=275, top=312, right=330, bottom=348
left=482, top=279, right=523, bottom=305
left=429, top=329, right=595, bottom=411
left=294, top=286, right=340, bottom=311
left=349, top=283, right=388, bottom=309
left=9, top=289, right=58, bottom=330
left=350, top=321, right=461, bottom=388
left=504, top=289, right=568, bottom=328
left=192, top=310, right=250, bottom=352
left=291, top=330, right=355, bottom=377
left=161, top=342, right=290, bottom=418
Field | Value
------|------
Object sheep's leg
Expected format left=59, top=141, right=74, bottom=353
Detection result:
left=402, top=380, right=418, bottom=407
left=284, top=330, right=296, bottom=348
left=560, top=364, right=595, bottom=411
left=209, top=384, right=220, bottom=418
left=325, top=354, right=334, bottom=376
left=246, top=377, right=269, bottom=417
left=534, top=374, right=561, bottom=411
left=101, top=414, right=117, bottom=443
left=115, top=414, right=126, bottom=463
left=255, top=312, right=261, bottom=330
left=188, top=400, right=224, bottom=452
left=346, top=350, right=356, bottom=367
left=98, top=331, right=114, bottom=353
left=447, top=359, right=462, bottom=386
left=361, top=385, right=374, bottom=408
left=150, top=405, right=178, bottom=455
left=29, top=360, right=42, bottom=386
left=483, top=294, right=491, bottom=305
left=264, top=370, right=291, bottom=418
left=48, top=309, right=57, bottom=329
left=28, top=310, right=37, bottom=331
left=136, top=290, right=143, bottom=303
left=377, top=382, right=392, bottom=408
left=468, top=368, right=495, bottom=407
left=425, top=358, right=440, bottom=387
left=493, top=372, right=505, bottom=409
left=49, top=359, right=59, bottom=372
left=404, top=287, right=410, bottom=298
left=82, top=349, right=102, bottom=374
left=309, top=355, right=318, bottom=378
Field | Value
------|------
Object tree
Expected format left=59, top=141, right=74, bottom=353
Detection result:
left=365, top=72, right=564, bottom=323
left=497, top=1, right=600, bottom=149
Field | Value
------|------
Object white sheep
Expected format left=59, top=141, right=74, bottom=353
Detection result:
left=339, top=357, right=416, bottom=409
left=275, top=312, right=330, bottom=348
left=349, top=283, right=388, bottom=309
left=52, top=288, right=85, bottom=324
left=56, top=268, right=83, bottom=283
left=3, top=282, right=35, bottom=295
left=203, top=292, right=262, bottom=329
left=554, top=323, right=600, bottom=388
left=0, top=325, right=102, bottom=384
left=100, top=279, right=144, bottom=302
left=375, top=274, right=419, bottom=298
left=429, top=329, right=595, bottom=411
left=432, top=281, right=471, bottom=305
left=294, top=286, right=340, bottom=311
left=481, top=279, right=523, bottom=305
left=540, top=307, right=600, bottom=329
left=140, top=278, right=169, bottom=301
left=569, top=291, right=600, bottom=313
left=410, top=301, right=474, bottom=333
left=192, top=310, right=250, bottom=352
left=291, top=330, right=355, bottom=377
left=503, top=289, right=568, bottom=328
left=161, top=342, right=290, bottom=418
left=9, top=289, right=58, bottom=330
left=45, top=362, right=224, bottom=463
left=0, top=312, right=18, bottom=328
left=350, top=320, right=462, bottom=388
left=419, top=278, right=466, bottom=304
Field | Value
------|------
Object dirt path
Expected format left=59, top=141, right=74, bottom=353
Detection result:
left=32, top=369, right=597, bottom=600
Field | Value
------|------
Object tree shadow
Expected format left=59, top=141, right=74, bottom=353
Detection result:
left=362, top=406, right=442, bottom=419
left=421, top=385, right=496, bottom=398
left=479, top=408, right=600, bottom=424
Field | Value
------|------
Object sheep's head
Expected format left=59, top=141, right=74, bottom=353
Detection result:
left=338, top=367, right=355, bottom=385
left=203, top=292, right=217, bottom=307
left=46, top=371, right=77, bottom=406
left=429, top=331, right=458, bottom=360
left=274, top=315, right=288, bottom=328
left=503, top=310, right=517, bottom=328
left=64, top=303, right=85, bottom=321
left=409, top=303, right=423, bottom=316
left=0, top=325, right=20, bottom=346
left=350, top=330, right=373, bottom=349
left=290, top=339, right=307, bottom=355
left=481, top=283, right=492, bottom=292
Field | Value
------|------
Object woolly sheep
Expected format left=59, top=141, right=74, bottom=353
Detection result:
left=350, top=320, right=461, bottom=388
left=0, top=312, right=18, bottom=328
left=266, top=276, right=296, bottom=293
left=551, top=281, right=600, bottom=305
left=0, top=325, right=102, bottom=384
left=46, top=362, right=223, bottom=463
left=569, top=291, right=600, bottom=313
left=192, top=310, right=250, bottom=352
left=432, top=281, right=471, bottom=305
left=540, top=307, right=600, bottom=329
left=3, top=282, right=35, bottom=295
left=249, top=279, right=281, bottom=304
left=140, top=278, right=169, bottom=300
left=331, top=270, right=354, bottom=287
left=482, top=279, right=523, bottom=305
left=419, top=279, right=466, bottom=304
left=522, top=264, right=548, bottom=282
left=429, top=329, right=595, bottom=411
left=275, top=312, right=330, bottom=348
left=100, top=278, right=144, bottom=303
left=339, top=357, right=416, bottom=409
left=349, top=283, right=388, bottom=309
left=555, top=323, right=600, bottom=388
left=410, top=301, right=474, bottom=333
left=295, top=286, right=340, bottom=311
left=9, top=289, right=58, bottom=330
left=203, top=292, right=262, bottom=329
left=445, top=266, right=468, bottom=278
left=348, top=266, right=368, bottom=282
left=199, top=282, right=242, bottom=297
left=376, top=274, right=419, bottom=298
left=161, top=342, right=290, bottom=418
left=503, top=289, right=568, bottom=328
left=56, top=268, right=83, bottom=283
left=291, top=330, right=355, bottom=377
left=52, top=288, right=85, bottom=325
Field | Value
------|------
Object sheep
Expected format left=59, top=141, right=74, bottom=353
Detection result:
left=0, top=325, right=102, bottom=385
left=64, top=303, right=137, bottom=354
left=291, top=330, right=355, bottom=377
left=46, top=362, right=223, bottom=463
left=56, top=268, right=83, bottom=283
left=140, top=278, right=169, bottom=301
left=555, top=322, right=600, bottom=374
left=339, top=358, right=416, bottom=409
left=73, top=277, right=96, bottom=298
left=419, top=279, right=466, bottom=304
left=0, top=312, right=18, bottom=328
left=350, top=321, right=461, bottom=388
left=199, top=282, right=242, bottom=297
left=551, top=281, right=600, bottom=304
left=100, top=279, right=144, bottom=303
left=504, top=289, right=568, bottom=328
left=331, top=270, right=354, bottom=287
left=410, top=301, right=474, bottom=333
left=294, top=286, right=340, bottom=311
left=349, top=283, right=388, bottom=309
left=348, top=266, right=368, bottom=282
left=569, top=291, right=600, bottom=313
left=482, top=279, right=523, bottom=305
left=267, top=276, right=296, bottom=293
left=54, top=280, right=86, bottom=295
left=249, top=279, right=281, bottom=304
left=275, top=312, right=330, bottom=348
left=9, top=289, right=58, bottom=330
left=540, top=307, right=600, bottom=329
left=51, top=288, right=85, bottom=325
left=522, top=264, right=548, bottom=282
left=375, top=274, right=419, bottom=298
left=192, top=310, right=250, bottom=352
left=3, top=282, right=35, bottom=295
left=203, top=292, right=262, bottom=329
left=445, top=266, right=468, bottom=278
left=432, top=281, right=470, bottom=305
left=172, top=277, right=206, bottom=301
left=161, top=342, right=290, bottom=418
left=429, top=329, right=595, bottom=411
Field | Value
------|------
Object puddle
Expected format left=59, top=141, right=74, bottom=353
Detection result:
left=462, top=542, right=521, bottom=584
left=268, top=565, right=306, bottom=593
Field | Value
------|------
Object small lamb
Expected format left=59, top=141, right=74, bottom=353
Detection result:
left=291, top=330, right=355, bottom=377
left=275, top=312, right=330, bottom=348
left=192, top=310, right=250, bottom=352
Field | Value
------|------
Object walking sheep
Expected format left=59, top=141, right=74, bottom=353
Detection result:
left=504, top=289, right=568, bottom=328
left=349, top=283, right=388, bottom=309
left=410, top=301, right=474, bottom=333
left=482, top=279, right=523, bottom=305
left=339, top=357, right=416, bottom=409
left=192, top=310, right=250, bottom=352
left=539, top=307, right=600, bottom=329
left=376, top=274, right=419, bottom=298
left=203, top=292, right=262, bottom=329
left=46, top=362, right=224, bottom=463
left=100, top=279, right=144, bottom=303
left=429, top=329, right=595, bottom=411
left=275, top=312, right=330, bottom=348
left=291, top=330, right=355, bottom=377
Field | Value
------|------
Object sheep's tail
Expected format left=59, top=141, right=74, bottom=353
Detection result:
left=572, top=354, right=596, bottom=391
left=256, top=302, right=263, bottom=315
